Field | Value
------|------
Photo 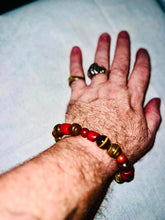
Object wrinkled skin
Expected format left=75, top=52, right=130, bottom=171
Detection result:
left=65, top=32, right=161, bottom=163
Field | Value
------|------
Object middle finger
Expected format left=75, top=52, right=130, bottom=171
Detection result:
left=109, top=31, right=130, bottom=87
left=90, top=33, right=111, bottom=85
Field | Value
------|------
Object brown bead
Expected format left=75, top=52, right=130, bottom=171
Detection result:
left=118, top=160, right=132, bottom=171
left=96, top=135, right=111, bottom=150
left=114, top=172, right=124, bottom=184
left=54, top=124, right=63, bottom=137
left=107, top=143, right=122, bottom=158
left=69, top=123, right=82, bottom=136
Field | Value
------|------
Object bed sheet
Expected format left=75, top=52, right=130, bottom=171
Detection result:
left=0, top=0, right=165, bottom=219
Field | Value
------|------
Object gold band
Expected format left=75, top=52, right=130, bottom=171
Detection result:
left=68, top=76, right=85, bottom=87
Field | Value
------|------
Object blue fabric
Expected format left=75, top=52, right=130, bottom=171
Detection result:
left=0, top=0, right=165, bottom=219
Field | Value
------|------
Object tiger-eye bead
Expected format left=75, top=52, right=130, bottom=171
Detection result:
left=107, top=143, right=122, bottom=158
left=118, top=160, right=132, bottom=171
left=69, top=123, right=82, bottom=136
left=54, top=124, right=63, bottom=137
left=96, top=135, right=111, bottom=150
left=114, top=172, right=124, bottom=184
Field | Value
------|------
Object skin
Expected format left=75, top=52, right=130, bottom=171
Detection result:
left=0, top=31, right=161, bottom=220
left=66, top=31, right=161, bottom=162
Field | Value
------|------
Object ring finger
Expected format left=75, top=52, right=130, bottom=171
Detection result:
left=70, top=46, right=86, bottom=97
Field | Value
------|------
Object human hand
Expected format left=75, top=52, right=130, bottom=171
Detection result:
left=65, top=31, right=161, bottom=162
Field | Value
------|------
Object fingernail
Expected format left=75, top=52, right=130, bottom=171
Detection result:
left=136, top=48, right=149, bottom=59
left=137, top=48, right=148, bottom=55
left=119, top=31, right=129, bottom=38
left=72, top=46, right=80, bottom=54
left=101, top=33, right=110, bottom=42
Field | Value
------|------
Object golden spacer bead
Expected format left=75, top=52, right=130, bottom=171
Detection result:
left=55, top=136, right=63, bottom=142
left=114, top=172, right=124, bottom=183
left=107, top=143, right=122, bottom=158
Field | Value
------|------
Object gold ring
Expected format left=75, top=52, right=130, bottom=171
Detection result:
left=68, top=76, right=85, bottom=87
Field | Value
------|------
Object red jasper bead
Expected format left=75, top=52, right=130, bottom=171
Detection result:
left=120, top=170, right=133, bottom=180
left=87, top=131, right=100, bottom=142
left=60, top=123, right=71, bottom=135
left=116, top=154, right=127, bottom=164
left=52, top=131, right=58, bottom=138
left=81, top=128, right=89, bottom=137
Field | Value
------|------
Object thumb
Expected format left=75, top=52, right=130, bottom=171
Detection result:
left=144, top=98, right=161, bottom=140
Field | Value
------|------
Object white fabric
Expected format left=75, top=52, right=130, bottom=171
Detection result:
left=0, top=0, right=165, bottom=219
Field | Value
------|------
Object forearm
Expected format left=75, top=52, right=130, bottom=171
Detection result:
left=0, top=136, right=117, bottom=220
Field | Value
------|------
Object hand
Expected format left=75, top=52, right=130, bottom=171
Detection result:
left=65, top=31, right=161, bottom=163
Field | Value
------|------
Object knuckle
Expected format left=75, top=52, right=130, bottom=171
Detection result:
left=97, top=57, right=108, bottom=69
left=112, top=60, right=129, bottom=76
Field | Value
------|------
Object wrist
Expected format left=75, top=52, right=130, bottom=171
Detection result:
left=60, top=135, right=118, bottom=176
left=53, top=123, right=134, bottom=183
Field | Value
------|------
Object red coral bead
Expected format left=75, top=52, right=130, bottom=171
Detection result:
left=87, top=131, right=100, bottom=142
left=81, top=128, right=89, bottom=137
left=60, top=123, right=71, bottom=135
left=116, top=154, right=127, bottom=164
left=52, top=131, right=58, bottom=138
left=120, top=170, right=133, bottom=180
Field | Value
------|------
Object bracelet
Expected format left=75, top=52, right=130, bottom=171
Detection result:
left=52, top=123, right=134, bottom=184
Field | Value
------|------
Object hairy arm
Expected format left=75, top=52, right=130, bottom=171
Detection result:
left=0, top=136, right=117, bottom=220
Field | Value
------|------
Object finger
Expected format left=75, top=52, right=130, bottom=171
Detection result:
left=90, top=33, right=111, bottom=85
left=144, top=98, right=161, bottom=141
left=109, top=31, right=130, bottom=87
left=95, top=33, right=111, bottom=70
left=70, top=46, right=86, bottom=93
left=128, top=49, right=150, bottom=108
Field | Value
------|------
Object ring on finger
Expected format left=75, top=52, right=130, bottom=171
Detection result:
left=87, top=63, right=107, bottom=79
left=68, top=76, right=85, bottom=87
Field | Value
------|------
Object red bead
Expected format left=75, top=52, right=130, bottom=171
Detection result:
left=87, top=131, right=100, bottom=142
left=60, top=123, right=71, bottom=135
left=116, top=154, right=127, bottom=164
left=52, top=131, right=58, bottom=138
left=120, top=170, right=133, bottom=180
left=81, top=128, right=89, bottom=137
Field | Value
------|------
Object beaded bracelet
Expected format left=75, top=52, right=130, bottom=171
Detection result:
left=52, top=123, right=134, bottom=184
